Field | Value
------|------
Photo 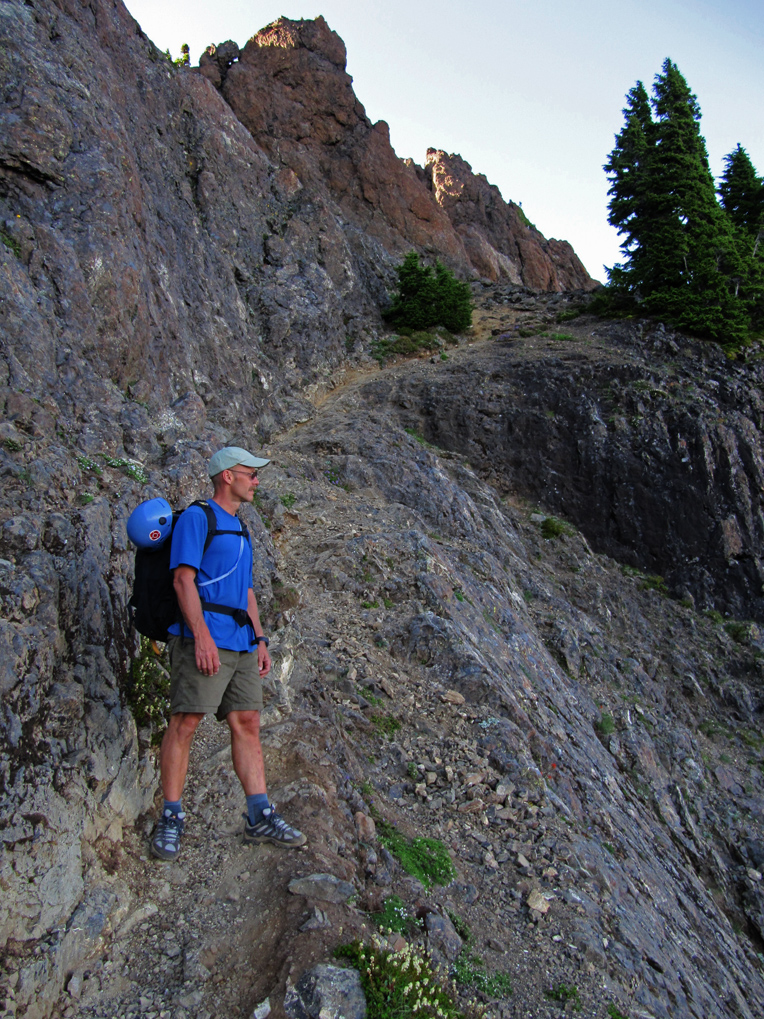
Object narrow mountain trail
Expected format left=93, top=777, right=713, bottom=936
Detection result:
left=50, top=298, right=764, bottom=1019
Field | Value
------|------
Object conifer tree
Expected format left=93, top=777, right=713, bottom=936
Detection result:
left=604, top=81, right=654, bottom=293
left=719, top=145, right=764, bottom=329
left=385, top=252, right=472, bottom=333
left=719, top=144, right=764, bottom=251
left=605, top=59, right=757, bottom=344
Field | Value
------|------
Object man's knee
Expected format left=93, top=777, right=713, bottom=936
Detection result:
left=227, top=709, right=260, bottom=737
left=168, top=711, right=204, bottom=741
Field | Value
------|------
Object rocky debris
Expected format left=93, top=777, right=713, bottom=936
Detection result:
left=5, top=387, right=762, bottom=1019
left=360, top=302, right=764, bottom=620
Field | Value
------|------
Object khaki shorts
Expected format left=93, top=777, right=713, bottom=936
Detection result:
left=168, top=636, right=263, bottom=720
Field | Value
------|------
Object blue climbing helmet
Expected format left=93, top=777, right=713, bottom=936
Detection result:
left=126, top=498, right=174, bottom=549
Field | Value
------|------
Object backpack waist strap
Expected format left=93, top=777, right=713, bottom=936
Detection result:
left=199, top=600, right=256, bottom=646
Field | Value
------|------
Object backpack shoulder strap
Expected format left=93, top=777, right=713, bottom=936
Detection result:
left=190, top=500, right=218, bottom=554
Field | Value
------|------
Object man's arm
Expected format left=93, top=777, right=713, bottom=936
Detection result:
left=173, top=565, right=220, bottom=676
left=247, top=588, right=271, bottom=677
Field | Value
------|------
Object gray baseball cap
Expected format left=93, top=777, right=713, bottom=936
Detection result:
left=208, top=446, right=270, bottom=477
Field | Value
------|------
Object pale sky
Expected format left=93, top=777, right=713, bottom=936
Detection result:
left=124, top=0, right=764, bottom=283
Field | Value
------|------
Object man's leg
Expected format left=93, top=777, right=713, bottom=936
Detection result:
left=227, top=710, right=266, bottom=795
left=160, top=711, right=205, bottom=800
left=227, top=709, right=306, bottom=848
left=151, top=711, right=204, bottom=861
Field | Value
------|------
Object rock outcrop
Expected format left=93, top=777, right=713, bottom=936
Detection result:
left=211, top=16, right=596, bottom=290
left=423, top=149, right=596, bottom=289
left=220, top=18, right=464, bottom=266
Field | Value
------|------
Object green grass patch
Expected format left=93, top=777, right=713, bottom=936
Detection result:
left=725, top=620, right=754, bottom=644
left=556, top=308, right=582, bottom=323
left=640, top=573, right=668, bottom=595
left=740, top=729, right=763, bottom=749
left=280, top=492, right=297, bottom=509
left=371, top=713, right=401, bottom=740
left=607, top=1005, right=629, bottom=1019
left=545, top=984, right=581, bottom=1010
left=360, top=779, right=375, bottom=800
left=446, top=909, right=473, bottom=943
left=371, top=895, right=417, bottom=934
left=596, top=713, right=616, bottom=737
left=446, top=908, right=513, bottom=999
left=404, top=427, right=440, bottom=449
left=3, top=437, right=23, bottom=452
left=372, top=330, right=442, bottom=364
left=699, top=719, right=724, bottom=740
left=77, top=455, right=103, bottom=475
left=453, top=950, right=513, bottom=999
left=621, top=564, right=668, bottom=595
left=376, top=821, right=455, bottom=888
left=539, top=516, right=573, bottom=540
left=514, top=203, right=535, bottom=230
left=548, top=332, right=576, bottom=341
left=0, top=230, right=21, bottom=258
left=361, top=689, right=383, bottom=707
left=99, top=454, right=148, bottom=484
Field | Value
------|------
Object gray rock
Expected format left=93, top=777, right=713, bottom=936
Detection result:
left=424, top=911, right=463, bottom=962
left=288, top=873, right=355, bottom=903
left=284, top=964, right=366, bottom=1019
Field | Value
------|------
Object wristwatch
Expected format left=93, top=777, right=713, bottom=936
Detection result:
left=254, top=635, right=270, bottom=647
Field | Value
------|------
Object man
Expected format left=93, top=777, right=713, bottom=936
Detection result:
left=151, top=446, right=306, bottom=861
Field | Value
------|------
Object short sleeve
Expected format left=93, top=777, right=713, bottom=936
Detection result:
left=169, top=505, right=209, bottom=571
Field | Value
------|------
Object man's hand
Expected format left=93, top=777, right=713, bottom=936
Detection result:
left=195, top=630, right=221, bottom=676
left=258, top=642, right=271, bottom=677
left=174, top=565, right=220, bottom=675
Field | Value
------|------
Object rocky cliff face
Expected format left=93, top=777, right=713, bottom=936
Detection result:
left=367, top=298, right=764, bottom=621
left=1, top=1, right=763, bottom=1017
left=203, top=17, right=597, bottom=290
left=421, top=149, right=595, bottom=290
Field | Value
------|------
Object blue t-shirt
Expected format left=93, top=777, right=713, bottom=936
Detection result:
left=168, top=501, right=254, bottom=652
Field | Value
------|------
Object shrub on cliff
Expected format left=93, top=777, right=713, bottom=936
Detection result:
left=385, top=252, right=472, bottom=333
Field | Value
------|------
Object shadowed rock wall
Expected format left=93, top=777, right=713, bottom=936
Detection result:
left=359, top=320, right=764, bottom=619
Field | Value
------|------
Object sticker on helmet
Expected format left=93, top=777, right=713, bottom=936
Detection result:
left=149, top=529, right=162, bottom=541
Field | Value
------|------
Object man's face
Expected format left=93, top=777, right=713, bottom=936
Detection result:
left=227, top=466, right=260, bottom=502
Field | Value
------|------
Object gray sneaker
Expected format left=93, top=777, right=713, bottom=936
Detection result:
left=243, top=805, right=306, bottom=847
left=151, top=809, right=186, bottom=861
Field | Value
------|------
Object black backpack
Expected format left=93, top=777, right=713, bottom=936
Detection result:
left=128, top=500, right=252, bottom=642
